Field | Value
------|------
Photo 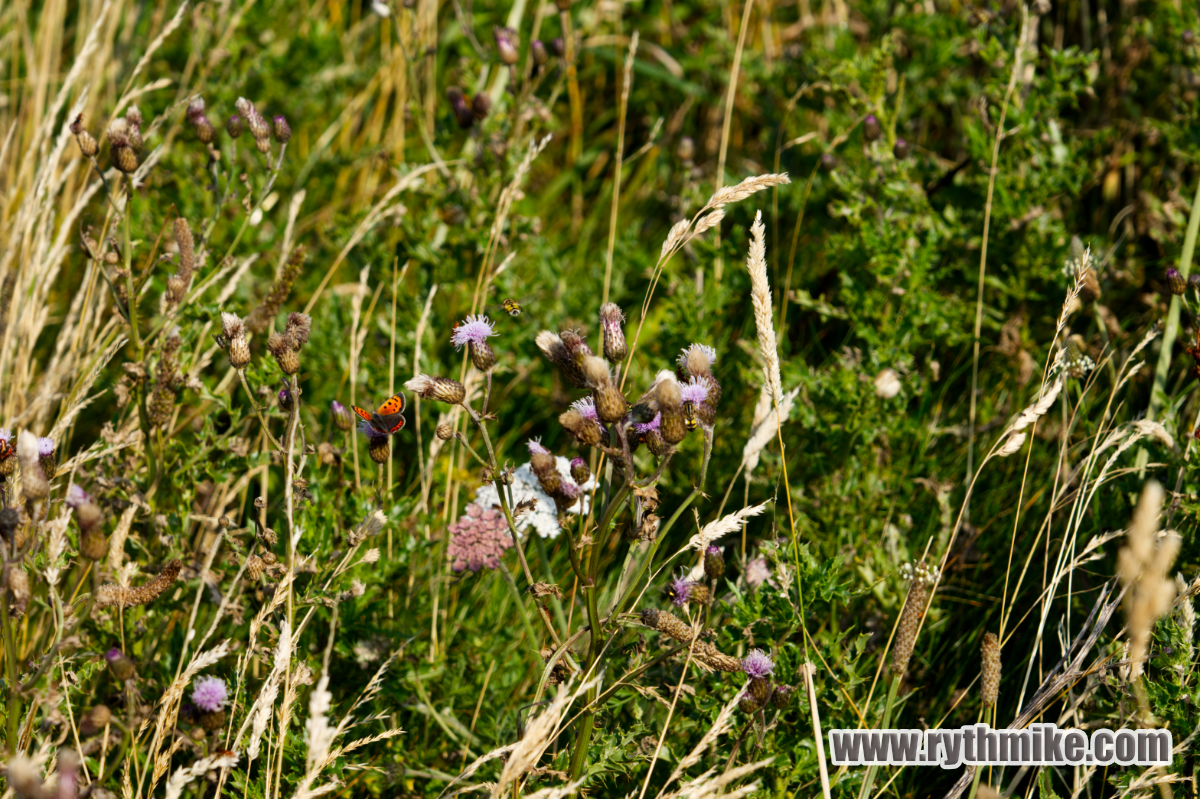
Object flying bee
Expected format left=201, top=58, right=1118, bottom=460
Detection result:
left=487, top=293, right=537, bottom=318
left=682, top=400, right=698, bottom=431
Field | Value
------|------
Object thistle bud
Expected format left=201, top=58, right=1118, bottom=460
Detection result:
left=368, top=435, right=390, bottom=464
left=494, top=26, right=520, bottom=65
left=436, top=423, right=454, bottom=440
left=127, top=123, right=144, bottom=153
left=331, top=401, right=353, bottom=432
left=770, top=684, right=795, bottom=709
left=198, top=709, right=226, bottom=731
left=593, top=385, right=628, bottom=424
left=739, top=693, right=762, bottom=714
left=704, top=545, right=725, bottom=581
left=80, top=527, right=107, bottom=561
left=820, top=153, right=837, bottom=171
left=536, top=331, right=589, bottom=388
left=893, top=138, right=910, bottom=159
left=553, top=481, right=582, bottom=515
left=658, top=382, right=686, bottom=445
left=221, top=313, right=251, bottom=369
left=76, top=129, right=99, bottom=158
left=18, top=432, right=49, bottom=499
left=570, top=457, right=591, bottom=485
left=555, top=0, right=572, bottom=10
left=186, top=98, right=206, bottom=123
left=272, top=114, right=292, bottom=143
left=106, top=648, right=136, bottom=682
left=643, top=428, right=668, bottom=456
left=36, top=437, right=56, bottom=480
left=531, top=39, right=548, bottom=66
left=748, top=676, right=772, bottom=704
left=405, top=374, right=466, bottom=405
left=227, top=114, right=244, bottom=138
left=529, top=444, right=561, bottom=496
left=549, top=37, right=566, bottom=58
left=0, top=507, right=18, bottom=540
left=267, top=332, right=300, bottom=375
left=469, top=340, right=496, bottom=372
left=1168, top=267, right=1187, bottom=296
left=125, top=105, right=143, bottom=128
left=599, top=303, right=627, bottom=363
left=863, top=114, right=881, bottom=142
left=981, top=632, right=1001, bottom=707
left=246, top=554, right=264, bottom=581
left=472, top=92, right=492, bottom=121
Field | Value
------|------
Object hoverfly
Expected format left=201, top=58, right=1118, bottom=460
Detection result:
left=682, top=400, right=698, bottom=431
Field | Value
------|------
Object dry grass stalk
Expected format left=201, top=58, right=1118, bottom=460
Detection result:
left=147, top=641, right=233, bottom=787
left=660, top=757, right=773, bottom=799
left=664, top=692, right=740, bottom=787
left=742, top=388, right=799, bottom=475
left=1010, top=377, right=1063, bottom=432
left=164, top=752, right=238, bottom=799
left=1118, top=481, right=1179, bottom=679
left=687, top=502, right=770, bottom=550
left=996, top=432, right=1027, bottom=458
left=745, top=211, right=783, bottom=410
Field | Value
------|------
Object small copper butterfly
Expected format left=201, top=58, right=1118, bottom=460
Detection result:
left=353, top=393, right=407, bottom=435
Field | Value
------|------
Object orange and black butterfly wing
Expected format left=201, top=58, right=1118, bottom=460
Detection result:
left=351, top=405, right=374, bottom=422
left=375, top=393, right=406, bottom=416
left=375, top=412, right=406, bottom=434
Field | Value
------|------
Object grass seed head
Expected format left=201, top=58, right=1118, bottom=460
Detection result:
left=892, top=561, right=937, bottom=677
left=981, top=632, right=1001, bottom=707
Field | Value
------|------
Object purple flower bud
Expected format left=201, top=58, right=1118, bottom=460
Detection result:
left=272, top=114, right=291, bottom=143
left=227, top=115, right=244, bottom=138
left=493, top=26, right=520, bottom=65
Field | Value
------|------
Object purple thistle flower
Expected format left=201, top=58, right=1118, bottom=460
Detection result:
left=192, top=675, right=229, bottom=712
left=680, top=378, right=710, bottom=405
left=37, top=436, right=55, bottom=456
left=706, top=544, right=721, bottom=556
left=105, top=648, right=123, bottom=664
left=451, top=315, right=497, bottom=350
left=677, top=344, right=717, bottom=371
left=65, top=484, right=91, bottom=508
left=669, top=576, right=692, bottom=607
left=742, top=649, right=774, bottom=679
left=357, top=420, right=389, bottom=440
left=632, top=413, right=661, bottom=435
left=0, top=428, right=11, bottom=445
left=447, top=502, right=513, bottom=573
left=527, top=439, right=551, bottom=456
left=571, top=397, right=599, bottom=423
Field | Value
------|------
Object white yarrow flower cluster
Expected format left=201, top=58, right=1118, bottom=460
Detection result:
left=474, top=457, right=596, bottom=539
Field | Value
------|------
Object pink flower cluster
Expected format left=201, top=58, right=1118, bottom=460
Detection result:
left=447, top=503, right=513, bottom=573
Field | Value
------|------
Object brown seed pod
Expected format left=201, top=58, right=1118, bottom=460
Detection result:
left=981, top=632, right=1001, bottom=707
left=96, top=559, right=183, bottom=608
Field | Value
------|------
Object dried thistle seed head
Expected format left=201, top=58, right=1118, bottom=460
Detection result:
left=7, top=566, right=30, bottom=617
left=227, top=114, right=244, bottom=138
left=892, top=561, right=938, bottom=676
left=469, top=340, right=496, bottom=372
left=536, top=330, right=588, bottom=388
left=581, top=355, right=612, bottom=388
left=472, top=92, right=492, bottom=121
left=331, top=400, right=353, bottom=431
left=704, top=545, right=725, bottom=581
left=643, top=428, right=668, bottom=455
left=770, top=684, right=794, bottom=709
left=368, top=435, right=391, bottom=464
left=560, top=409, right=603, bottom=447
left=570, top=457, right=591, bottom=485
left=531, top=39, right=548, bottom=65
left=17, top=431, right=49, bottom=500
left=76, top=128, right=98, bottom=158
left=79, top=704, right=112, bottom=736
left=678, top=343, right=717, bottom=378
left=267, top=333, right=300, bottom=374
left=637, top=513, right=660, bottom=542
left=599, top=303, right=627, bottom=362
left=493, top=26, right=520, bottom=65
left=863, top=113, right=882, bottom=142
left=405, top=374, right=466, bottom=404
left=272, top=114, right=291, bottom=143
left=980, top=632, right=1001, bottom=707
left=436, top=423, right=454, bottom=441
left=112, top=143, right=139, bottom=173
left=105, top=648, right=136, bottom=681
left=80, top=527, right=107, bottom=561
left=893, top=137, right=911, bottom=159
